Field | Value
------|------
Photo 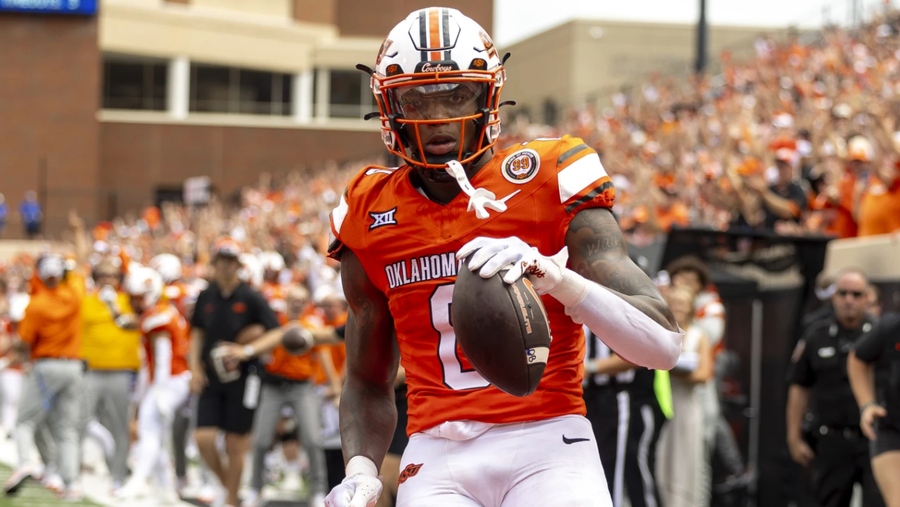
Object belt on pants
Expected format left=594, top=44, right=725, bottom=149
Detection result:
left=818, top=425, right=863, bottom=440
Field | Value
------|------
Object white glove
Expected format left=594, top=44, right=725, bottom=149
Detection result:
left=325, top=456, right=383, bottom=507
left=458, top=236, right=568, bottom=294
left=98, top=285, right=121, bottom=313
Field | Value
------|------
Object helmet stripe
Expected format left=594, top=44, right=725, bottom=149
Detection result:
left=428, top=7, right=441, bottom=61
left=442, top=8, right=451, bottom=60
left=418, top=9, right=428, bottom=61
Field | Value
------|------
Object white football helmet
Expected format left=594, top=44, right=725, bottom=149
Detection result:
left=238, top=253, right=264, bottom=289
left=371, top=7, right=507, bottom=170
left=149, top=254, right=182, bottom=284
left=258, top=251, right=286, bottom=273
left=124, top=267, right=164, bottom=309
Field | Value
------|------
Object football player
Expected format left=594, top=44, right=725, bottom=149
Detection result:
left=325, top=8, right=682, bottom=507
left=116, top=267, right=191, bottom=502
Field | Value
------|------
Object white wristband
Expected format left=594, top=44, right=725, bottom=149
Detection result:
left=345, top=456, right=379, bottom=478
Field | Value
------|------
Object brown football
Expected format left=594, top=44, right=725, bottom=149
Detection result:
left=452, top=261, right=552, bottom=397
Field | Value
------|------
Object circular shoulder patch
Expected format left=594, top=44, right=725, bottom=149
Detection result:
left=502, top=149, right=541, bottom=184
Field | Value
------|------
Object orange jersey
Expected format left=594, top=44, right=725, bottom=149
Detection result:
left=139, top=301, right=190, bottom=382
left=311, top=311, right=348, bottom=385
left=264, top=315, right=323, bottom=382
left=0, top=318, right=22, bottom=371
left=163, top=282, right=198, bottom=319
left=18, top=274, right=85, bottom=360
left=261, top=282, right=289, bottom=324
left=330, top=136, right=615, bottom=435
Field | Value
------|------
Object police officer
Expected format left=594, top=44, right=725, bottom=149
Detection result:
left=584, top=328, right=666, bottom=507
left=787, top=268, right=885, bottom=507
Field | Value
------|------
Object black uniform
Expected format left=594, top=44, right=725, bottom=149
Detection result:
left=853, top=312, right=900, bottom=458
left=191, top=281, right=280, bottom=435
left=790, top=316, right=885, bottom=507
left=583, top=331, right=665, bottom=507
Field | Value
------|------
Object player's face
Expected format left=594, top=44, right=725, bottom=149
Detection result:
left=129, top=294, right=147, bottom=314
left=394, top=82, right=484, bottom=165
left=94, top=269, right=120, bottom=290
left=832, top=273, right=868, bottom=325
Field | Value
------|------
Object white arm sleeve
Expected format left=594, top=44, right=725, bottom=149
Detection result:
left=153, top=336, right=172, bottom=384
left=547, top=269, right=683, bottom=371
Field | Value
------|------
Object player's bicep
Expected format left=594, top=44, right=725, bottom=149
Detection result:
left=566, top=207, right=663, bottom=300
left=566, top=207, right=677, bottom=330
left=341, top=248, right=398, bottom=387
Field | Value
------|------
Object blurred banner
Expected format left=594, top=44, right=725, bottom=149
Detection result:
left=0, top=0, right=97, bottom=15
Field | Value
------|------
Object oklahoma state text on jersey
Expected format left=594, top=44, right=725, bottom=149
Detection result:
left=140, top=301, right=190, bottom=382
left=330, top=136, right=615, bottom=435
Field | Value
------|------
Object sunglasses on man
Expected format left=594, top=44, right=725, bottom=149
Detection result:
left=836, top=289, right=865, bottom=299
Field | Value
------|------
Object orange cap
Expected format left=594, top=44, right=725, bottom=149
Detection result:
left=213, top=237, right=243, bottom=258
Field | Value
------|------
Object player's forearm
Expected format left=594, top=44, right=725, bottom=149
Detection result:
left=246, top=327, right=287, bottom=357
left=590, top=355, right=634, bottom=376
left=848, top=350, right=877, bottom=408
left=339, top=377, right=397, bottom=468
left=786, top=385, right=810, bottom=443
left=188, top=329, right=204, bottom=371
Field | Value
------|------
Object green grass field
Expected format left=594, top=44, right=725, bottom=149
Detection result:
left=0, top=465, right=99, bottom=507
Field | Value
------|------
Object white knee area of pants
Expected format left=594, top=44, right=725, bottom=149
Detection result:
left=0, top=370, right=22, bottom=432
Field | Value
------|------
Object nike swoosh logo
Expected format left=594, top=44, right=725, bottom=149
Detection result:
left=562, top=435, right=591, bottom=445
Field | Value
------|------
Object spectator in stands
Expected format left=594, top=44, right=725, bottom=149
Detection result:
left=78, top=258, right=141, bottom=491
left=857, top=156, right=900, bottom=237
left=733, top=149, right=807, bottom=230
left=18, top=191, right=41, bottom=239
left=787, top=268, right=884, bottom=507
left=4, top=251, right=86, bottom=500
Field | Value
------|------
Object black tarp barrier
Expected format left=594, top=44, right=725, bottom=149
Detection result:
left=642, top=227, right=833, bottom=507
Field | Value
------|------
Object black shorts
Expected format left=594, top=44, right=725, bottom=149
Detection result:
left=196, top=377, right=257, bottom=435
left=871, top=419, right=900, bottom=458
left=388, top=386, right=409, bottom=456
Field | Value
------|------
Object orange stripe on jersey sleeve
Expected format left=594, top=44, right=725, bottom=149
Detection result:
left=428, top=8, right=441, bottom=61
left=556, top=146, right=616, bottom=213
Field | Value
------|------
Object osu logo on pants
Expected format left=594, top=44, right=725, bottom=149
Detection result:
left=398, top=463, right=423, bottom=485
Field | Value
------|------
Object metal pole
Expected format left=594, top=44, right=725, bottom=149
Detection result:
left=695, top=0, right=708, bottom=74
left=747, top=299, right=763, bottom=494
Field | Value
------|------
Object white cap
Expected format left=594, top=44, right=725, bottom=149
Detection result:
left=38, top=255, right=65, bottom=281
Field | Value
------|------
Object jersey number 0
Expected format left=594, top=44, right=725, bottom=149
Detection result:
left=430, top=284, right=491, bottom=390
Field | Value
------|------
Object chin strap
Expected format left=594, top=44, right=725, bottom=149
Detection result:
left=445, top=160, right=518, bottom=219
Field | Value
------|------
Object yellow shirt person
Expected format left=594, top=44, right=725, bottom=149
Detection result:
left=81, top=289, right=140, bottom=371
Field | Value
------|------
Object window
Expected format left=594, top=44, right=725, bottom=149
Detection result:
left=102, top=56, right=168, bottom=111
left=329, top=69, right=372, bottom=119
left=190, top=64, right=292, bottom=115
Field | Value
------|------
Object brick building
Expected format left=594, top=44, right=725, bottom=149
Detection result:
left=0, top=0, right=492, bottom=236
